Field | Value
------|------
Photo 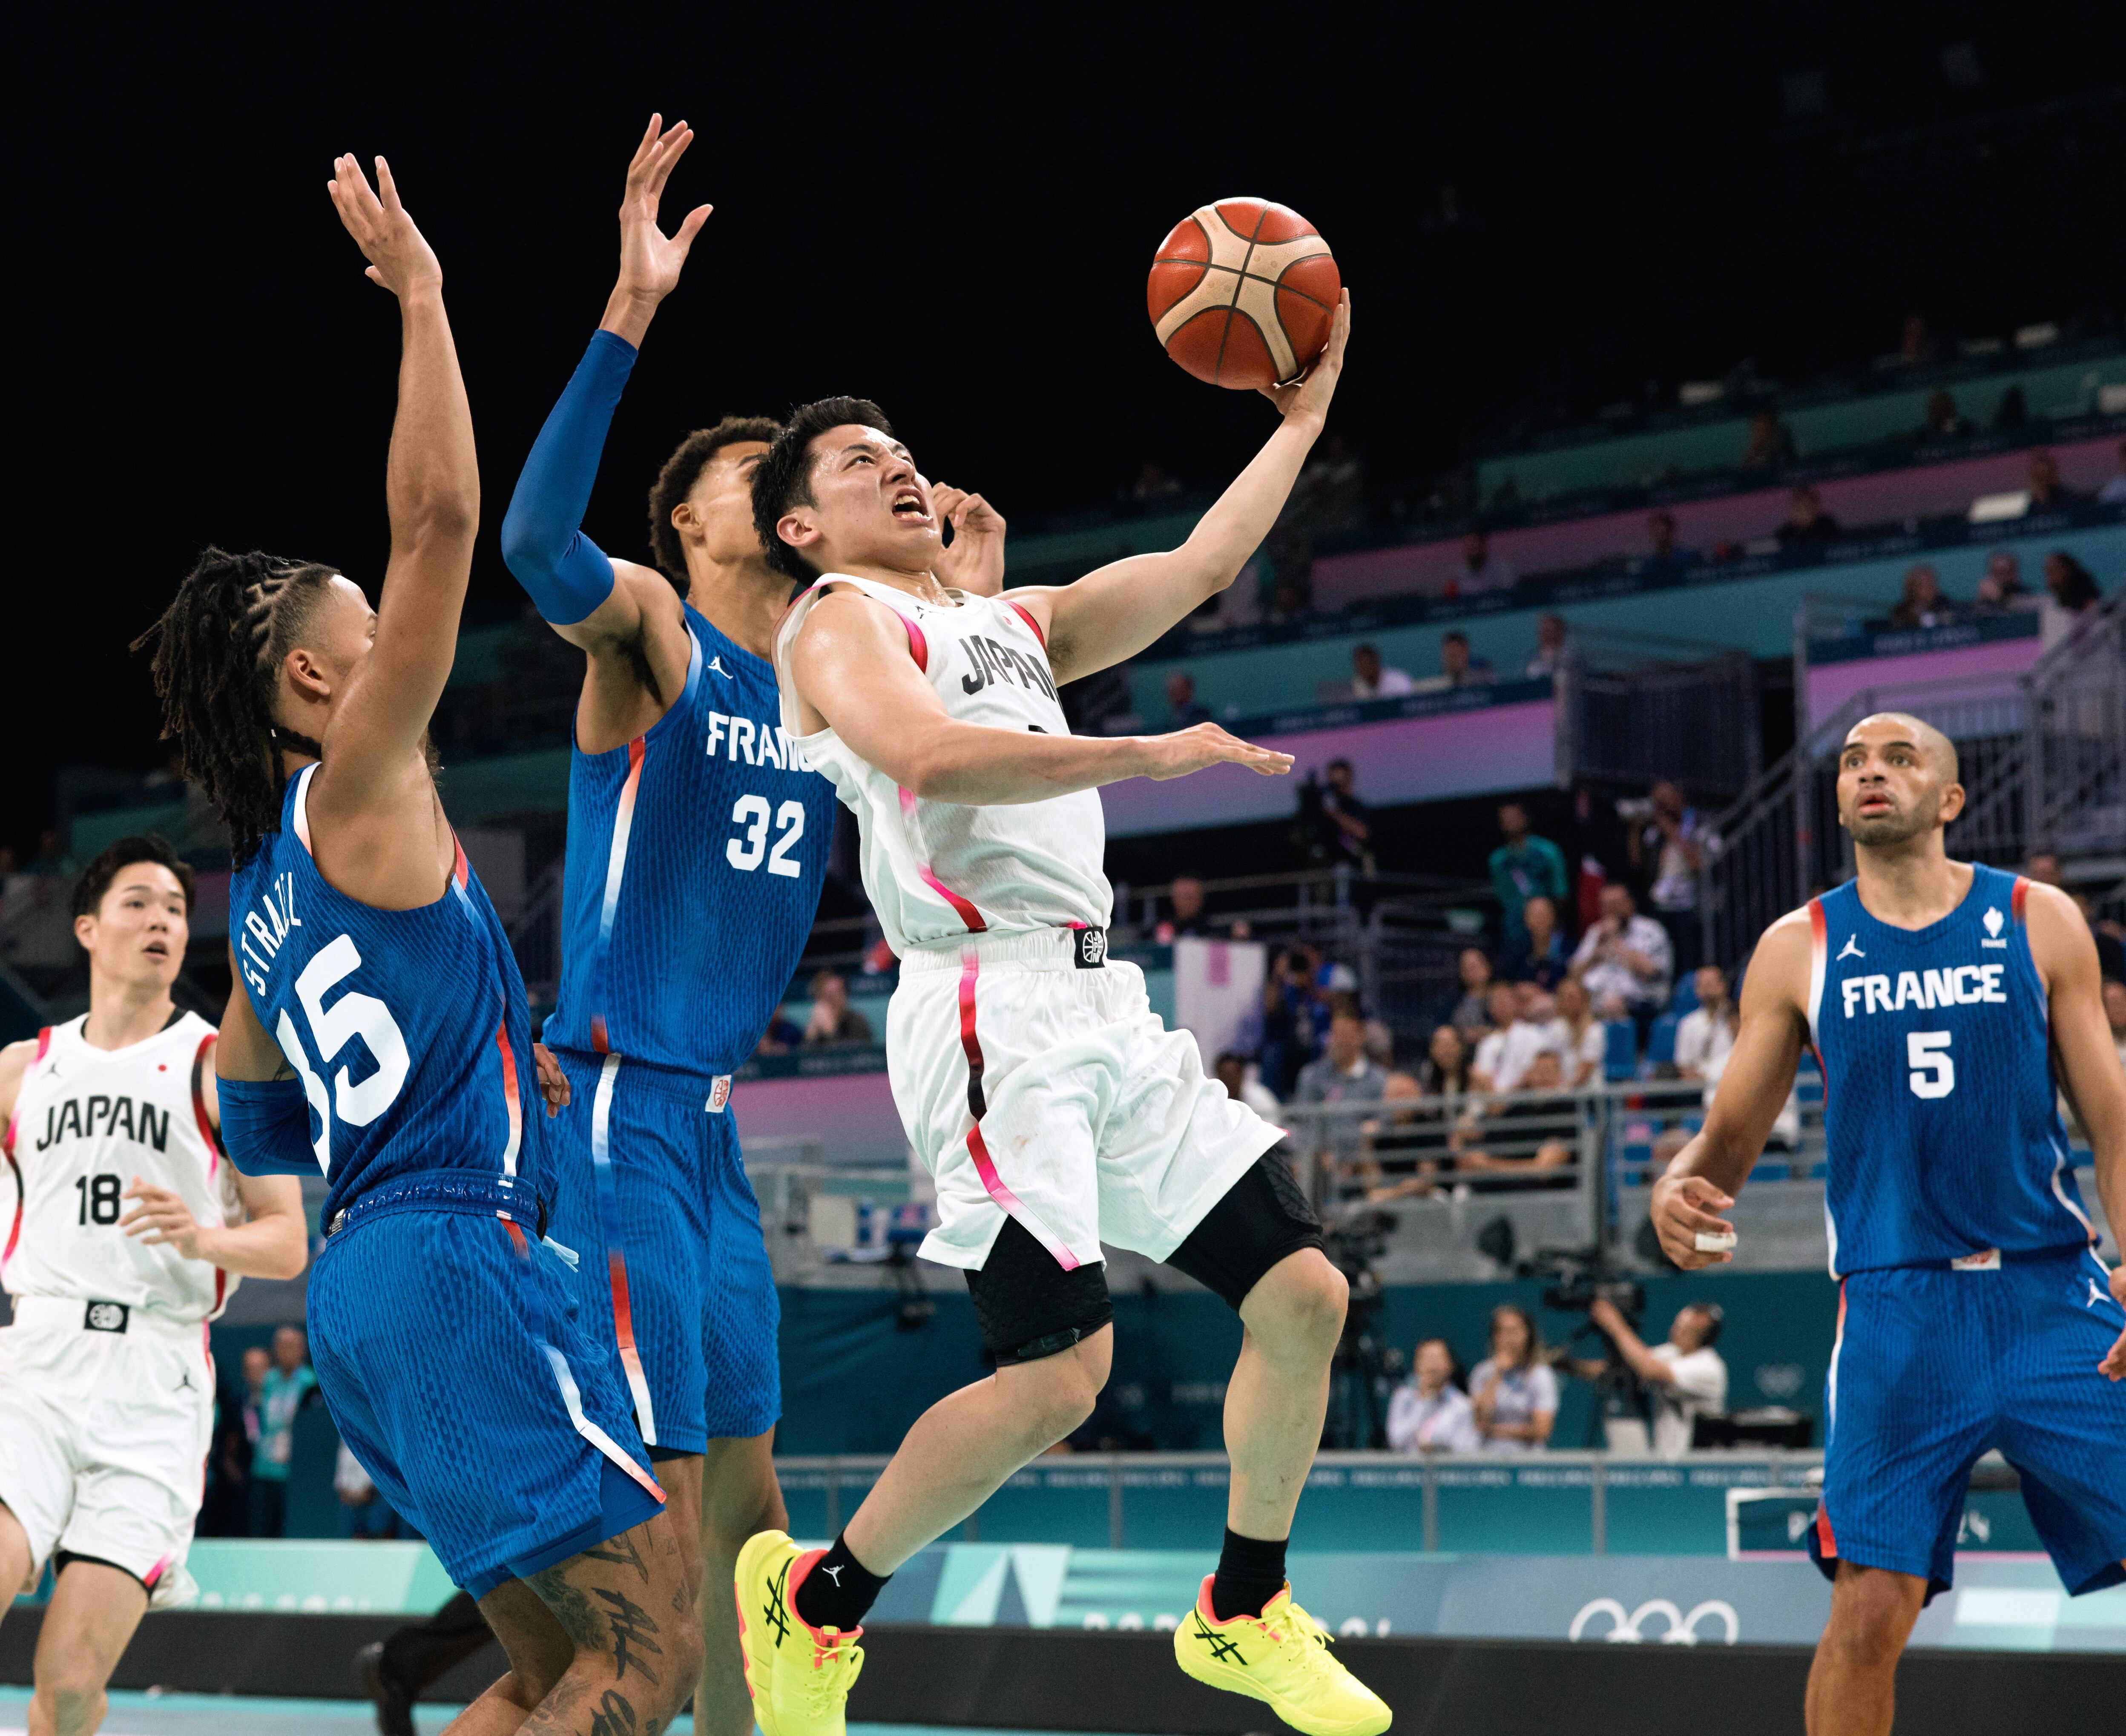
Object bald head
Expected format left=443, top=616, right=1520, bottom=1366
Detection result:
left=1837, top=711, right=1965, bottom=848
left=1849, top=712, right=1958, bottom=783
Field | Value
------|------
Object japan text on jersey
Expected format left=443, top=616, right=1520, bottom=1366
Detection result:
left=1806, top=864, right=2096, bottom=1275
left=1, top=1012, right=240, bottom=1322
left=541, top=609, right=839, bottom=1080
left=229, top=765, right=536, bottom=1225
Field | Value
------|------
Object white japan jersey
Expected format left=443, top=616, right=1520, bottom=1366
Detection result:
left=776, top=575, right=1112, bottom=955
left=2, top=1012, right=241, bottom=1324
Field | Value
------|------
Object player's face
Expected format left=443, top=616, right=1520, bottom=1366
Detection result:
left=796, top=425, right=941, bottom=571
left=306, top=576, right=382, bottom=690
left=677, top=441, right=773, bottom=570
left=1836, top=720, right=1963, bottom=845
left=76, top=863, right=189, bottom=990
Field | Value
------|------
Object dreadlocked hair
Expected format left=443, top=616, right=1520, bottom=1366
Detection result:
left=132, top=547, right=339, bottom=867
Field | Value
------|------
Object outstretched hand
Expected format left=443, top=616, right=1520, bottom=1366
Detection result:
left=604, top=114, right=713, bottom=343
left=327, top=155, right=442, bottom=299
left=1142, top=722, right=1295, bottom=782
left=1259, top=289, right=1352, bottom=424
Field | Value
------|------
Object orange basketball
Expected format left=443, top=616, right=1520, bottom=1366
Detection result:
left=1147, top=198, right=1340, bottom=390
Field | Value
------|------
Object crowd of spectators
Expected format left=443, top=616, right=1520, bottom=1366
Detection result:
left=1870, top=540, right=2110, bottom=646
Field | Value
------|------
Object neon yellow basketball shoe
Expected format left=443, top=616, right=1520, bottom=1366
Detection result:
left=734, top=1530, right=865, bottom=1736
left=1173, top=1575, right=1392, bottom=1736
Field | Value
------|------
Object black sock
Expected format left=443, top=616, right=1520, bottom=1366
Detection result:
left=1210, top=1527, right=1288, bottom=1621
left=793, top=1532, right=890, bottom=1633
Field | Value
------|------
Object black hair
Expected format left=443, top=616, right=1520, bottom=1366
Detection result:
left=71, top=834, right=196, bottom=921
left=1688, top=1302, right=1724, bottom=1346
left=132, top=547, right=339, bottom=866
left=646, top=416, right=784, bottom=588
left=2046, top=551, right=2101, bottom=611
left=750, top=396, right=895, bottom=582
left=1442, top=629, right=1471, bottom=648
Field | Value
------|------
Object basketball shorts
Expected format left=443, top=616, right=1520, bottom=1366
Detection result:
left=891, top=928, right=1284, bottom=1275
left=1808, top=1245, right=2126, bottom=1601
left=548, top=1049, right=783, bottom=1455
left=0, top=1296, right=213, bottom=1605
left=306, top=1181, right=666, bottom=1602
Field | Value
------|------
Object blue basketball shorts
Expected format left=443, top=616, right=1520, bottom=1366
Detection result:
left=1808, top=1245, right=2126, bottom=1601
left=549, top=1050, right=783, bottom=1456
left=306, top=1181, right=667, bottom=1602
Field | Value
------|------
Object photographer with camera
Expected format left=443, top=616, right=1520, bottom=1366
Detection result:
left=1584, top=1296, right=1728, bottom=1457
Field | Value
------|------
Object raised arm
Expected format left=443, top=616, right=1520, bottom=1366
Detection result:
left=315, top=155, right=478, bottom=796
left=499, top=116, right=708, bottom=685
left=1013, top=293, right=1351, bottom=684
left=792, top=590, right=1293, bottom=804
left=2024, top=884, right=2126, bottom=1376
left=1649, top=911, right=1813, bottom=1269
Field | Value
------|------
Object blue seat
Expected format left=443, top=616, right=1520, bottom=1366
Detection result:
left=1603, top=1019, right=1638, bottom=1081
left=1647, top=1012, right=1681, bottom=1067
left=1669, top=973, right=1699, bottom=1018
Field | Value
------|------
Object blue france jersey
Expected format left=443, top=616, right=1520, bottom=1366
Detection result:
left=1807, top=863, right=2097, bottom=1275
left=540, top=607, right=837, bottom=1081
left=230, top=765, right=538, bottom=1229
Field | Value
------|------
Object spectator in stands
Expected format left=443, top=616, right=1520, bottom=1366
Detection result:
left=251, top=1325, right=317, bottom=1539
left=1639, top=511, right=1695, bottom=579
left=1489, top=802, right=1569, bottom=955
left=1418, top=1023, right=1475, bottom=1097
left=1887, top=563, right=1959, bottom=630
left=1898, top=313, right=1941, bottom=367
left=1419, top=629, right=1493, bottom=693
left=2105, top=980, right=2126, bottom=1068
left=1387, top=1339, right=1483, bottom=1454
left=1625, top=781, right=1713, bottom=976
left=1320, top=759, right=1373, bottom=870
left=1586, top=1297, right=1729, bottom=1458
left=1446, top=529, right=1516, bottom=597
left=1469, top=1305, right=1558, bottom=1451
left=1254, top=948, right=1321, bottom=1099
left=1975, top=549, right=2037, bottom=612
left=337, top=1441, right=399, bottom=1541
left=1546, top=977, right=1599, bottom=1084
left=1159, top=874, right=1210, bottom=940
left=1524, top=612, right=1573, bottom=679
left=1473, top=981, right=1568, bottom=1095
left=1213, top=1051, right=1286, bottom=1119
left=23, top=828, right=71, bottom=877
left=753, top=1006, right=805, bottom=1056
left=1468, top=982, right=1522, bottom=1089
left=1919, top=390, right=1971, bottom=440
left=1740, top=412, right=1796, bottom=470
left=1674, top=965, right=1737, bottom=1081
left=1165, top=669, right=1213, bottom=727
left=1347, top=1069, right=1427, bottom=1197
left=2097, top=440, right=2126, bottom=505
left=1450, top=948, right=1497, bottom=1043
left=1454, top=1047, right=1578, bottom=1192
left=2043, top=551, right=2103, bottom=617
left=1775, top=484, right=1840, bottom=546
left=1350, top=641, right=1416, bottom=699
left=2025, top=448, right=2079, bottom=512
left=1572, top=883, right=1674, bottom=1020
left=803, top=970, right=873, bottom=1044
left=1292, top=1007, right=1391, bottom=1171
left=1500, top=895, right=1568, bottom=989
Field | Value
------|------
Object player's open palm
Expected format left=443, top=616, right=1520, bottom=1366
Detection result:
left=615, top=113, right=712, bottom=307
left=1145, top=722, right=1296, bottom=782
left=1259, top=289, right=1352, bottom=423
left=328, top=155, right=442, bottom=299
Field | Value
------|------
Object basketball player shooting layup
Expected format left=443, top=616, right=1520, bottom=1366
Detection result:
left=0, top=836, right=305, bottom=1736
left=735, top=294, right=1391, bottom=1736
left=492, top=115, right=1004, bottom=1736
left=1650, top=712, right=2126, bottom=1736
left=140, top=155, right=702, bottom=1736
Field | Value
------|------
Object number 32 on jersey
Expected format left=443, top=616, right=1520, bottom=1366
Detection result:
left=727, top=795, right=804, bottom=878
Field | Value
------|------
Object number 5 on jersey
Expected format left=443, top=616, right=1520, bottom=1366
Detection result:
left=1908, top=1030, right=1955, bottom=1099
left=727, top=796, right=805, bottom=877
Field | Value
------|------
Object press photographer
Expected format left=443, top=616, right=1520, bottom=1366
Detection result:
left=1582, top=1296, right=1729, bottom=1457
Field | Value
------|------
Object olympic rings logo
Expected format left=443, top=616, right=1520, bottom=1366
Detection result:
left=1568, top=1598, right=1739, bottom=1644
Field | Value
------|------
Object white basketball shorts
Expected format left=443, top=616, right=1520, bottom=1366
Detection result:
left=890, top=928, right=1283, bottom=1273
left=0, top=1296, right=213, bottom=1602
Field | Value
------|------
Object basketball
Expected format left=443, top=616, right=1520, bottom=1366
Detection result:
left=1147, top=197, right=1341, bottom=390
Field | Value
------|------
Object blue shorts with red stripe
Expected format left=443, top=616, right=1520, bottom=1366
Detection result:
left=547, top=1049, right=782, bottom=1457
left=1809, top=1245, right=2126, bottom=1601
left=306, top=1178, right=666, bottom=1601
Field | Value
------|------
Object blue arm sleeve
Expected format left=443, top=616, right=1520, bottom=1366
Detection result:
left=216, top=1075, right=321, bottom=1179
left=498, top=328, right=639, bottom=625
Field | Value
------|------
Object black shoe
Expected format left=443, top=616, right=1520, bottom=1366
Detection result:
left=357, top=1640, right=417, bottom=1736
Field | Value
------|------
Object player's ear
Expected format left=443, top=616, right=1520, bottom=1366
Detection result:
left=73, top=913, right=96, bottom=951
left=282, top=646, right=336, bottom=704
left=777, top=509, right=820, bottom=553
left=1937, top=779, right=1967, bottom=824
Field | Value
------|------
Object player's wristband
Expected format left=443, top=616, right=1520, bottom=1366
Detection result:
left=216, top=1075, right=321, bottom=1179
left=497, top=328, right=635, bottom=625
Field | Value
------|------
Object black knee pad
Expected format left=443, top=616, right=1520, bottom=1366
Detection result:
left=965, top=1215, right=1114, bottom=1364
left=1165, top=1154, right=1325, bottom=1312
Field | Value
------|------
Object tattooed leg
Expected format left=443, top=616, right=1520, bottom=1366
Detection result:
left=519, top=1513, right=703, bottom=1736
left=448, top=1580, right=572, bottom=1736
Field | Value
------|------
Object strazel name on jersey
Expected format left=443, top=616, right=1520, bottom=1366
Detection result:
left=2, top=1011, right=240, bottom=1323
left=774, top=576, right=1112, bottom=956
